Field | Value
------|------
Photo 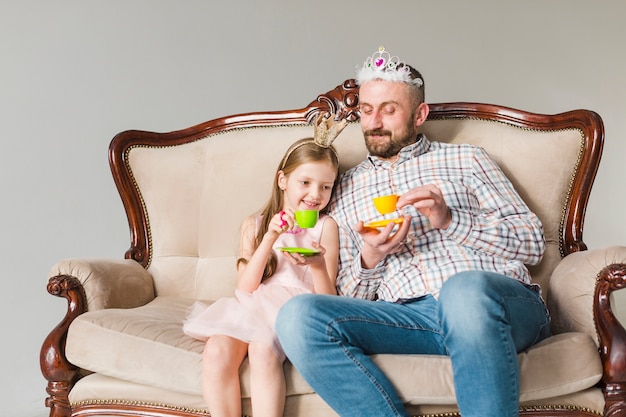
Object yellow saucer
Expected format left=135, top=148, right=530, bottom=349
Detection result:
left=364, top=218, right=404, bottom=228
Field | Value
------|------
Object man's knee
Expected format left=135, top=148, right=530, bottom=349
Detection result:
left=439, top=271, right=490, bottom=306
left=438, top=271, right=500, bottom=329
left=276, top=294, right=318, bottom=340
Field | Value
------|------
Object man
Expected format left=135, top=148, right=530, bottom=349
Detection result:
left=275, top=46, right=551, bottom=417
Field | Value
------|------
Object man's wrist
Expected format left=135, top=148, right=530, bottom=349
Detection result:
left=360, top=248, right=385, bottom=270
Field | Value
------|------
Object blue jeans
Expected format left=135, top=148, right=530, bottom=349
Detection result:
left=275, top=271, right=551, bottom=417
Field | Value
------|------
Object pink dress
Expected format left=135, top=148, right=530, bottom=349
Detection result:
left=183, top=214, right=330, bottom=361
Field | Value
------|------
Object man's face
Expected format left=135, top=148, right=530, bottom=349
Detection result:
left=358, top=80, right=419, bottom=161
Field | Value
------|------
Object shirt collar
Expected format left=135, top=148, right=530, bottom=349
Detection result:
left=366, top=134, right=431, bottom=168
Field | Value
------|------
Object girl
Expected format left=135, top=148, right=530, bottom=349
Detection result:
left=183, top=115, right=346, bottom=417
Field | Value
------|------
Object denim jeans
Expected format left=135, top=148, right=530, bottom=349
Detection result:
left=275, top=270, right=551, bottom=417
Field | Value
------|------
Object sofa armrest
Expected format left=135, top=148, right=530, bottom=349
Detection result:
left=49, top=258, right=155, bottom=311
left=41, top=258, right=155, bottom=416
left=548, top=246, right=626, bottom=342
left=595, top=261, right=626, bottom=414
left=548, top=246, right=626, bottom=415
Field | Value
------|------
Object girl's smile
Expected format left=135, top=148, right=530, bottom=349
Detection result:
left=278, top=161, right=337, bottom=213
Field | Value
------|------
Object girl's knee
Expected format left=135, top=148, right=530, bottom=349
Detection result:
left=248, top=342, right=281, bottom=367
left=204, top=336, right=246, bottom=368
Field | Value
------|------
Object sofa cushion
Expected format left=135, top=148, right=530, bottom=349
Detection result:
left=66, top=296, right=314, bottom=397
left=376, top=332, right=602, bottom=404
left=68, top=374, right=605, bottom=417
left=66, top=296, right=603, bottom=404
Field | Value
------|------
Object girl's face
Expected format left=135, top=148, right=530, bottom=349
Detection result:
left=278, top=161, right=337, bottom=212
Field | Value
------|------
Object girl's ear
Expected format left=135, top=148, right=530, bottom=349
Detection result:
left=277, top=170, right=287, bottom=191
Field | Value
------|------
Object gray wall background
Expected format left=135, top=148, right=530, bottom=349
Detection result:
left=2, top=1, right=625, bottom=416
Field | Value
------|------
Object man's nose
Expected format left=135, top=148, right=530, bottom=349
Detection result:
left=368, top=110, right=383, bottom=129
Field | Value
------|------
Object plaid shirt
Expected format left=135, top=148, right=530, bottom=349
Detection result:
left=328, top=135, right=545, bottom=301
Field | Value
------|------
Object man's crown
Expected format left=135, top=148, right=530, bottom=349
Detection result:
left=356, top=46, right=423, bottom=87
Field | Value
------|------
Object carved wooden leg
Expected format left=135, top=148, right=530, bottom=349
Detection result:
left=40, top=275, right=87, bottom=417
left=594, top=264, right=626, bottom=417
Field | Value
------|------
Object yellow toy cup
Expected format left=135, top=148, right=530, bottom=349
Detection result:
left=295, top=210, right=319, bottom=228
left=373, top=194, right=399, bottom=215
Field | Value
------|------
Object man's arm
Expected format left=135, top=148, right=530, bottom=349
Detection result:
left=443, top=147, right=545, bottom=264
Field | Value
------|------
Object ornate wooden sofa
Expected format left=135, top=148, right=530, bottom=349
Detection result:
left=41, top=79, right=626, bottom=417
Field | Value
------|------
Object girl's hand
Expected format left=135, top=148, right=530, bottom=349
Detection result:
left=281, top=241, right=326, bottom=268
left=268, top=210, right=295, bottom=236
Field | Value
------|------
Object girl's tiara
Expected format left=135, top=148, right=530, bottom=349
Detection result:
left=280, top=113, right=347, bottom=169
left=356, top=46, right=423, bottom=87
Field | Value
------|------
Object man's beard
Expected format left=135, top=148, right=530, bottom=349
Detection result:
left=364, top=124, right=418, bottom=159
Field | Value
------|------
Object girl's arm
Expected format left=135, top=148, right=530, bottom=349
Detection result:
left=308, top=217, right=339, bottom=295
left=237, top=215, right=281, bottom=293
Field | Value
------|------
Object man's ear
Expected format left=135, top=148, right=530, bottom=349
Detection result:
left=415, top=102, right=430, bottom=127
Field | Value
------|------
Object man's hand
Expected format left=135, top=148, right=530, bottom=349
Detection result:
left=356, top=216, right=412, bottom=269
left=397, top=184, right=451, bottom=229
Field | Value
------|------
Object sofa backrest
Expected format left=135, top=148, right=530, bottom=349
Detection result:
left=110, top=80, right=604, bottom=304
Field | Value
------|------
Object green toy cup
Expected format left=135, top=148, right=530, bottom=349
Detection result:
left=295, top=210, right=319, bottom=228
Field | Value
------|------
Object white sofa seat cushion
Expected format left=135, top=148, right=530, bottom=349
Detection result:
left=66, top=296, right=603, bottom=404
left=68, top=374, right=605, bottom=417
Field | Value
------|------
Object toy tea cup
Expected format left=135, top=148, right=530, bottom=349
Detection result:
left=294, top=210, right=319, bottom=228
left=373, top=194, right=399, bottom=215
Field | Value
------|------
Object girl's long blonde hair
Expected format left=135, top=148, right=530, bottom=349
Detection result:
left=237, top=137, right=339, bottom=279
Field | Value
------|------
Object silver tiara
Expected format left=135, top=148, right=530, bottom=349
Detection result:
left=356, top=46, right=423, bottom=87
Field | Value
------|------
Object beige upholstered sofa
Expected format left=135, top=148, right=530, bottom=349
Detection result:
left=41, top=79, right=626, bottom=417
